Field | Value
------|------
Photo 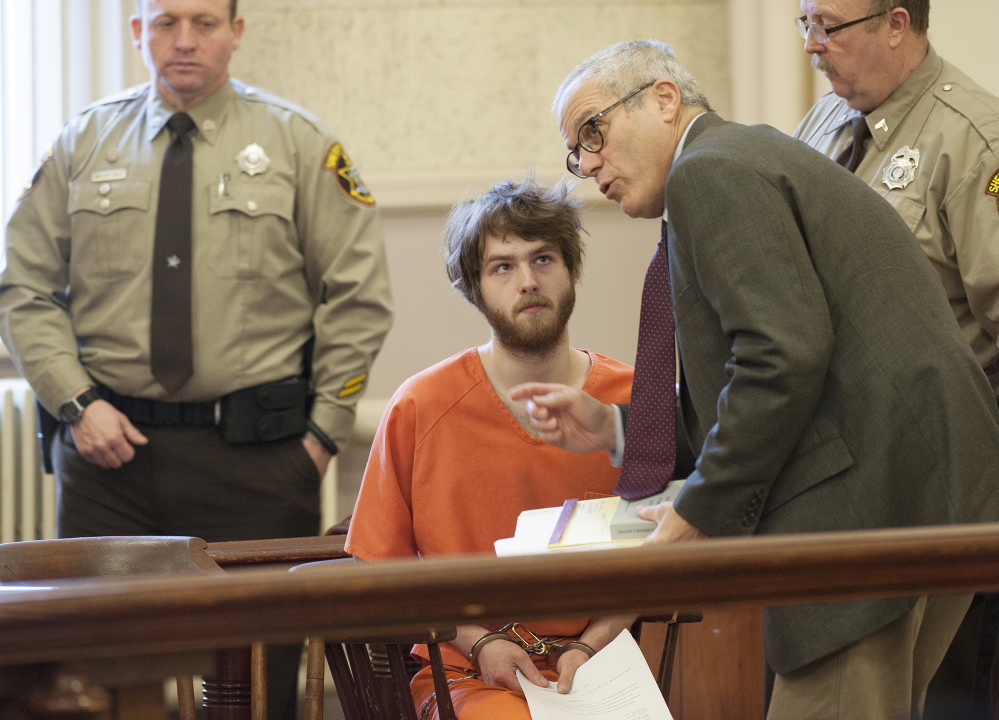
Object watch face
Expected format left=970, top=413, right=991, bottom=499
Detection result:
left=59, top=399, right=82, bottom=424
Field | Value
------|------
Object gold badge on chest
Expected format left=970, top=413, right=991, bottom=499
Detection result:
left=882, top=146, right=920, bottom=190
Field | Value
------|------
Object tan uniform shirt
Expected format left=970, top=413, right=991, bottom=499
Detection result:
left=0, top=79, right=392, bottom=444
left=795, top=46, right=999, bottom=398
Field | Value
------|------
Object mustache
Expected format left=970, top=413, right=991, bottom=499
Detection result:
left=811, top=55, right=835, bottom=74
left=514, top=294, right=553, bottom=313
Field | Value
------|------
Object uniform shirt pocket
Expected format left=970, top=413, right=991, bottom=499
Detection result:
left=208, top=182, right=298, bottom=281
left=67, top=180, right=152, bottom=278
left=881, top=192, right=927, bottom=237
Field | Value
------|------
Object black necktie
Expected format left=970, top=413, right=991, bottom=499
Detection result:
left=616, top=219, right=677, bottom=500
left=151, top=113, right=195, bottom=394
left=837, top=116, right=871, bottom=173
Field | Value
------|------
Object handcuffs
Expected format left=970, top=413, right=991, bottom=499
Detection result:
left=469, top=622, right=595, bottom=670
left=418, top=623, right=597, bottom=719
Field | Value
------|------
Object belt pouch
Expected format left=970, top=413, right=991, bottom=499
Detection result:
left=219, top=377, right=308, bottom=444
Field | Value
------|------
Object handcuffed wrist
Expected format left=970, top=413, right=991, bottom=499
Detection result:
left=469, top=631, right=519, bottom=663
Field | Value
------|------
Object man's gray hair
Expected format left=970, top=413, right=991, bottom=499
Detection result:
left=554, top=39, right=712, bottom=118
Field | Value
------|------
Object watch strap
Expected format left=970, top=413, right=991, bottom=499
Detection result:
left=59, top=388, right=101, bottom=424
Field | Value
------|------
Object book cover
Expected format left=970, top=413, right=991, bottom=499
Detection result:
left=546, top=480, right=686, bottom=549
left=608, top=480, right=685, bottom=541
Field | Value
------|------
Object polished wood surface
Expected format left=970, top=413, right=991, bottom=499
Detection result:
left=2, top=523, right=999, bottom=668
left=669, top=608, right=766, bottom=720
left=205, top=535, right=349, bottom=568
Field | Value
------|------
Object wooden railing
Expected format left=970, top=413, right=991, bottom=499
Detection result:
left=2, top=523, right=999, bottom=667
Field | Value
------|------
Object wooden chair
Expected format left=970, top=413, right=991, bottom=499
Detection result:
left=290, top=555, right=701, bottom=720
left=632, top=612, right=704, bottom=702
left=289, top=558, right=458, bottom=720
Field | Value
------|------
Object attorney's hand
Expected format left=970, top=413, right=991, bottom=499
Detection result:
left=638, top=502, right=709, bottom=545
left=509, top=383, right=616, bottom=453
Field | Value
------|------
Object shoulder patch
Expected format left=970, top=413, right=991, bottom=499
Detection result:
left=324, top=142, right=375, bottom=206
left=987, top=168, right=999, bottom=210
left=18, top=146, right=54, bottom=200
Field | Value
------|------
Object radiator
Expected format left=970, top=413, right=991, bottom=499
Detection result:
left=0, top=379, right=56, bottom=542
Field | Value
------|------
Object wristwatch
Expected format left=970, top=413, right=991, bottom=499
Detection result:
left=58, top=388, right=101, bottom=424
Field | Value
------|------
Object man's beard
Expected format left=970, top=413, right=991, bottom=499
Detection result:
left=484, top=285, right=576, bottom=356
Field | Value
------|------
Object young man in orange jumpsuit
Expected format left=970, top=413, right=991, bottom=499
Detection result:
left=347, top=177, right=635, bottom=719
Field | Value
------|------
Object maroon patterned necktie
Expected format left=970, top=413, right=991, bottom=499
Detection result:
left=616, top=220, right=677, bottom=500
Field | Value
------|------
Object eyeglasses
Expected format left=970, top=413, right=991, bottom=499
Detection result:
left=795, top=11, right=887, bottom=44
left=566, top=81, right=655, bottom=178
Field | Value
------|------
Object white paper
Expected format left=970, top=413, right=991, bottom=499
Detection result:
left=494, top=507, right=644, bottom=557
left=516, top=630, right=673, bottom=720
left=494, top=507, right=561, bottom=556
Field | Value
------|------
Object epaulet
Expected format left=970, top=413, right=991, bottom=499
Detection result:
left=80, top=83, right=148, bottom=113
left=229, top=78, right=327, bottom=134
left=933, top=78, right=999, bottom=148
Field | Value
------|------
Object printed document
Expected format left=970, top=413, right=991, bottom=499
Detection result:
left=515, top=629, right=673, bottom=720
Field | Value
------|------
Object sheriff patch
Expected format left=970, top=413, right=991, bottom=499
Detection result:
left=324, top=142, right=375, bottom=206
left=18, top=146, right=54, bottom=200
left=988, top=168, right=999, bottom=210
left=338, top=373, right=367, bottom=398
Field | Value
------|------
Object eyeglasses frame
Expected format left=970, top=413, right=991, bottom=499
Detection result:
left=566, top=81, right=656, bottom=178
left=795, top=10, right=888, bottom=44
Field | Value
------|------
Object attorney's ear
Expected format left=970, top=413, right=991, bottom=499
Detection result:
left=649, top=78, right=682, bottom=123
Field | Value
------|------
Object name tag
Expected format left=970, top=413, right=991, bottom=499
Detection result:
left=91, top=169, right=127, bottom=182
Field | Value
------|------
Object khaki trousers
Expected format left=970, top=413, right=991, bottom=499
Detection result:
left=768, top=594, right=973, bottom=720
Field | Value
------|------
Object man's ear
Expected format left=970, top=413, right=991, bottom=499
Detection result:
left=886, top=7, right=911, bottom=49
left=130, top=15, right=143, bottom=50
left=649, top=78, right=682, bottom=122
left=230, top=16, right=245, bottom=51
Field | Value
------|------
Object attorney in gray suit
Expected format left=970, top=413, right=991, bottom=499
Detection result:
left=511, top=39, right=999, bottom=719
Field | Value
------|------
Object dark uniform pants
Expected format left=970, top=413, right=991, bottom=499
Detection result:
left=54, top=424, right=323, bottom=720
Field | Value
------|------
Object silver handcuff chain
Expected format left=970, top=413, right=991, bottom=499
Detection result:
left=416, top=622, right=571, bottom=719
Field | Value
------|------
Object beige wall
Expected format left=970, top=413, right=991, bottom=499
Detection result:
left=37, top=0, right=999, bottom=405
left=223, top=0, right=728, bottom=399
left=927, top=0, right=999, bottom=96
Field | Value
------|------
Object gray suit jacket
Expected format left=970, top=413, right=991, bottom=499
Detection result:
left=666, top=113, right=999, bottom=673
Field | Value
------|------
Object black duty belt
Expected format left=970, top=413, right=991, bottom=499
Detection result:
left=94, top=377, right=335, bottom=453
left=97, top=385, right=219, bottom=427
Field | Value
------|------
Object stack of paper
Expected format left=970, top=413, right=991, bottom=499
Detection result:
left=516, top=629, right=673, bottom=720
left=494, top=481, right=684, bottom=557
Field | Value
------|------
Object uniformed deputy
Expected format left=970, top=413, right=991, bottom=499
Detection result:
left=794, top=1, right=999, bottom=716
left=795, top=0, right=999, bottom=398
left=0, top=0, right=392, bottom=717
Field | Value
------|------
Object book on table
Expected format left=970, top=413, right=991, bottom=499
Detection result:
left=494, top=480, right=685, bottom=557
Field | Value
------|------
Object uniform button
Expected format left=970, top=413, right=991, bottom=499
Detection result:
left=98, top=198, right=111, bottom=210
left=106, top=149, right=119, bottom=163
left=247, top=200, right=258, bottom=212
left=942, top=84, right=953, bottom=91
left=99, top=182, right=111, bottom=195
